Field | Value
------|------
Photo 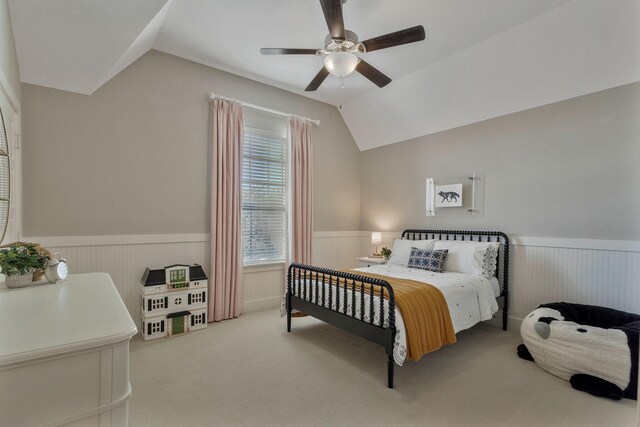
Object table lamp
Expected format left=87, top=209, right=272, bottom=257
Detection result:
left=371, top=232, right=382, bottom=257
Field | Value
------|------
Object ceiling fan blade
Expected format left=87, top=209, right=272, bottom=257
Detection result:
left=355, top=60, right=391, bottom=88
left=305, top=67, right=330, bottom=91
left=319, top=0, right=345, bottom=41
left=260, top=48, right=318, bottom=55
left=361, top=25, right=426, bottom=53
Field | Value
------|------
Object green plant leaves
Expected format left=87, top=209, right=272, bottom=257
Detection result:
left=0, top=243, right=49, bottom=276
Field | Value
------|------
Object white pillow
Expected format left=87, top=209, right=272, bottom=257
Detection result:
left=433, top=241, right=499, bottom=277
left=387, top=239, right=436, bottom=266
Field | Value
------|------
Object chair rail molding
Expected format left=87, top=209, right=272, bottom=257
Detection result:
left=511, top=236, right=640, bottom=253
left=24, top=233, right=210, bottom=247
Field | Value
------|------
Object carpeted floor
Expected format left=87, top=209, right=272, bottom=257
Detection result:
left=129, top=309, right=637, bottom=427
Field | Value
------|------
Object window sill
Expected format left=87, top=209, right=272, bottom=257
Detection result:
left=243, top=261, right=285, bottom=274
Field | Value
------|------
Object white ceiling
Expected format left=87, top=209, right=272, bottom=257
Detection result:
left=342, top=0, right=640, bottom=149
left=153, top=0, right=571, bottom=105
left=9, top=0, right=169, bottom=95
left=9, top=0, right=640, bottom=150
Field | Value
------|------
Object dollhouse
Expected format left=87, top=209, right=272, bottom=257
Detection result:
left=140, top=264, right=208, bottom=340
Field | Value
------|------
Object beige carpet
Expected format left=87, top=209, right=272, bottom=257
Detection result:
left=129, top=309, right=637, bottom=427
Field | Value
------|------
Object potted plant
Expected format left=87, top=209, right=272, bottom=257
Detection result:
left=0, top=242, right=51, bottom=288
left=380, top=246, right=392, bottom=260
left=32, top=243, right=52, bottom=281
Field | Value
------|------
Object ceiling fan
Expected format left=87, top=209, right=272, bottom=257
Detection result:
left=260, top=0, right=425, bottom=91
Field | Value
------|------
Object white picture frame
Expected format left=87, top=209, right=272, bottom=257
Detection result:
left=435, top=183, right=463, bottom=207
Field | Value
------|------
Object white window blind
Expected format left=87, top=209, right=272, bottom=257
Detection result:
left=242, top=128, right=287, bottom=264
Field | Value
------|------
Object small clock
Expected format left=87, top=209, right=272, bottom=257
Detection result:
left=45, top=253, right=68, bottom=283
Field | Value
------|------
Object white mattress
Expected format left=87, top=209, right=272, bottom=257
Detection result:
left=284, top=265, right=499, bottom=366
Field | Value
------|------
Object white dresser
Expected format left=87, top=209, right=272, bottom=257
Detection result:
left=0, top=273, right=137, bottom=427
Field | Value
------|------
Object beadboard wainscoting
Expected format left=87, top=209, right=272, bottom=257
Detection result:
left=40, top=238, right=210, bottom=330
left=510, top=241, right=640, bottom=319
left=25, top=232, right=640, bottom=331
left=26, top=232, right=364, bottom=329
left=360, top=232, right=640, bottom=328
left=312, top=231, right=367, bottom=269
left=243, top=263, right=285, bottom=313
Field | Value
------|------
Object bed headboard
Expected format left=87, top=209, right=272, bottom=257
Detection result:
left=401, top=229, right=510, bottom=299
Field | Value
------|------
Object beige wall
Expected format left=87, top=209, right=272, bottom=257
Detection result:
left=21, top=49, right=640, bottom=241
left=0, top=0, right=20, bottom=102
left=360, top=82, right=640, bottom=240
left=22, top=50, right=360, bottom=236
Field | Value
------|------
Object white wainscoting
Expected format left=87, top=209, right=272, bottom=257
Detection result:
left=42, top=240, right=211, bottom=329
left=28, top=232, right=364, bottom=329
left=243, top=263, right=285, bottom=313
left=312, top=231, right=366, bottom=269
left=350, top=231, right=640, bottom=324
left=25, top=232, right=640, bottom=331
left=510, top=243, right=640, bottom=319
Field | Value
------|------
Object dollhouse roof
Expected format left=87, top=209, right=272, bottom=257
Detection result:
left=140, top=264, right=208, bottom=286
left=190, top=265, right=207, bottom=281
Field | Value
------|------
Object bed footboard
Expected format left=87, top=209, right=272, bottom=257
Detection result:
left=286, top=263, right=397, bottom=388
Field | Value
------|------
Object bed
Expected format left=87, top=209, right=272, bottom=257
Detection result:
left=284, top=229, right=510, bottom=388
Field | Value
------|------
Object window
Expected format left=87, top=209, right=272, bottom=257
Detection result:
left=151, top=298, right=165, bottom=310
left=170, top=269, right=186, bottom=283
left=242, top=128, right=287, bottom=264
left=148, top=320, right=164, bottom=335
left=191, top=312, right=206, bottom=326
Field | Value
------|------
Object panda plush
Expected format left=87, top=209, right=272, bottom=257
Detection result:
left=518, top=302, right=639, bottom=400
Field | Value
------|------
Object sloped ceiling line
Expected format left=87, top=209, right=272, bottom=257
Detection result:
left=9, top=0, right=640, bottom=150
left=340, top=0, right=640, bottom=150
left=9, top=0, right=170, bottom=95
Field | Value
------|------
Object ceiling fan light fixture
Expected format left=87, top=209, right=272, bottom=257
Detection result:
left=324, top=52, right=358, bottom=77
left=261, top=0, right=426, bottom=91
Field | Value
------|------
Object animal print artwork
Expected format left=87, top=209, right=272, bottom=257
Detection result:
left=438, top=191, right=460, bottom=203
left=434, top=183, right=463, bottom=207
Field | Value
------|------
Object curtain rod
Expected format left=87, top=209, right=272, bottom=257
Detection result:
left=208, top=93, right=320, bottom=126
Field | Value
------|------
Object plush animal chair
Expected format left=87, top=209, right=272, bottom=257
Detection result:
left=518, top=302, right=639, bottom=400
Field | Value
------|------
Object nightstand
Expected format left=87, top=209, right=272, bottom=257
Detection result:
left=357, top=257, right=387, bottom=268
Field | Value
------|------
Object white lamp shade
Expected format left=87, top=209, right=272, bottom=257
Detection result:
left=371, top=232, right=382, bottom=245
left=324, top=52, right=358, bottom=77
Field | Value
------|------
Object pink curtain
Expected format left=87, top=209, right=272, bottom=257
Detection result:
left=209, top=98, right=243, bottom=321
left=289, top=118, right=313, bottom=264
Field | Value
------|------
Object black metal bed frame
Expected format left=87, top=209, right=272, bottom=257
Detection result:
left=286, top=229, right=510, bottom=388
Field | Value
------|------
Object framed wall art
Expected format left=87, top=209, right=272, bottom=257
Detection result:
left=426, top=173, right=484, bottom=217
left=435, top=183, right=463, bottom=208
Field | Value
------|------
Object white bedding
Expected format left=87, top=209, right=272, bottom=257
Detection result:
left=283, top=265, right=499, bottom=366
left=355, top=265, right=499, bottom=333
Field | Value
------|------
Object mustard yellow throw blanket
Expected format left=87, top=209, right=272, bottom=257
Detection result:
left=345, top=270, right=457, bottom=361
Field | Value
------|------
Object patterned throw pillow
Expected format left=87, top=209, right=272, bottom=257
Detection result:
left=482, top=243, right=499, bottom=279
left=407, top=247, right=449, bottom=273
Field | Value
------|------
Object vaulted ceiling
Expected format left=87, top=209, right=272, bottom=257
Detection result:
left=9, top=0, right=640, bottom=150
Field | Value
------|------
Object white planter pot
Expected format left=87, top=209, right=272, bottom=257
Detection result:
left=5, top=271, right=34, bottom=288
